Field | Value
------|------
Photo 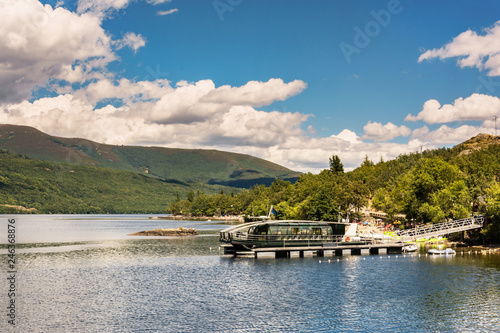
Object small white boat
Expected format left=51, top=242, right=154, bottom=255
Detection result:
left=403, top=243, right=417, bottom=252
left=428, top=248, right=456, bottom=255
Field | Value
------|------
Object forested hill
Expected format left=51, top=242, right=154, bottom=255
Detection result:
left=0, top=124, right=300, bottom=188
left=0, top=150, right=242, bottom=214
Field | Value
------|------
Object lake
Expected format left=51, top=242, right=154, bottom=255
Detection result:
left=1, top=215, right=499, bottom=332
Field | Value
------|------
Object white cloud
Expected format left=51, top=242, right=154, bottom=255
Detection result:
left=362, top=121, right=411, bottom=142
left=201, top=79, right=307, bottom=107
left=419, top=20, right=500, bottom=76
left=157, top=8, right=178, bottom=16
left=405, top=93, right=500, bottom=125
left=411, top=124, right=487, bottom=145
left=264, top=132, right=429, bottom=172
left=115, top=32, right=146, bottom=52
left=76, top=77, right=307, bottom=128
left=0, top=78, right=310, bottom=147
left=77, top=0, right=131, bottom=17
left=0, top=76, right=431, bottom=172
left=0, top=0, right=115, bottom=103
left=335, top=129, right=360, bottom=144
left=147, top=0, right=172, bottom=4
left=0, top=2, right=490, bottom=174
left=80, top=78, right=173, bottom=104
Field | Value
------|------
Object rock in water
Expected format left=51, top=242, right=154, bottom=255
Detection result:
left=128, top=227, right=199, bottom=236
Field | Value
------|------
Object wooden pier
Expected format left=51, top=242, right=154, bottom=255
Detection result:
left=221, top=243, right=403, bottom=259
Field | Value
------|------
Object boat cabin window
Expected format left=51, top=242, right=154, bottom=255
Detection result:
left=332, top=224, right=346, bottom=235
left=268, top=225, right=287, bottom=235
left=249, top=225, right=269, bottom=235
left=312, top=227, right=322, bottom=235
left=301, top=226, right=312, bottom=235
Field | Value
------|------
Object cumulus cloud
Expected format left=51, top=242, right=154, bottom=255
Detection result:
left=79, top=78, right=173, bottom=104
left=0, top=78, right=310, bottom=148
left=0, top=75, right=429, bottom=172
left=362, top=121, right=411, bottom=142
left=405, top=93, right=500, bottom=125
left=46, top=77, right=305, bottom=131
left=264, top=131, right=430, bottom=172
left=419, top=20, right=500, bottom=76
left=115, top=32, right=146, bottom=52
left=201, top=79, right=307, bottom=107
left=0, top=1, right=486, bottom=173
left=0, top=0, right=115, bottom=103
left=411, top=124, right=486, bottom=145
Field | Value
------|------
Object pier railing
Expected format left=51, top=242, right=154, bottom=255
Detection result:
left=228, top=233, right=401, bottom=248
left=398, top=216, right=484, bottom=241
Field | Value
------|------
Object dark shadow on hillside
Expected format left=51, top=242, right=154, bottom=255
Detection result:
left=208, top=177, right=299, bottom=188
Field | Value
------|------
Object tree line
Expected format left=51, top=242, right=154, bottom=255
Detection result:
left=168, top=143, right=500, bottom=243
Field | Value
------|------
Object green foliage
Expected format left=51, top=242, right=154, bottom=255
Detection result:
left=168, top=170, right=368, bottom=222
left=482, top=183, right=500, bottom=242
left=394, top=158, right=468, bottom=221
left=329, top=155, right=344, bottom=173
left=165, top=138, right=500, bottom=243
left=0, top=150, right=234, bottom=214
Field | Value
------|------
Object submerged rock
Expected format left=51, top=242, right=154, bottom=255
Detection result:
left=129, top=227, right=199, bottom=236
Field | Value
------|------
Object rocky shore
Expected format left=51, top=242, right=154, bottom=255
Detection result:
left=128, top=227, right=199, bottom=236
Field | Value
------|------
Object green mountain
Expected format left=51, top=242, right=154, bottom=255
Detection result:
left=0, top=150, right=216, bottom=214
left=0, top=124, right=300, bottom=188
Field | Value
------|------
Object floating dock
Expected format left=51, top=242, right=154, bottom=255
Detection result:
left=219, top=216, right=485, bottom=259
left=221, top=242, right=403, bottom=259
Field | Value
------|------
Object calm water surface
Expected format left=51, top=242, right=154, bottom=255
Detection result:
left=1, top=215, right=499, bottom=332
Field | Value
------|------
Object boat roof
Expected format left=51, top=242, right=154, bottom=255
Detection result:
left=221, top=220, right=348, bottom=233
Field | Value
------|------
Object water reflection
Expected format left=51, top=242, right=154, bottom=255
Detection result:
left=0, top=215, right=499, bottom=332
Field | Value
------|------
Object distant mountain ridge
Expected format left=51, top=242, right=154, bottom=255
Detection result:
left=0, top=124, right=300, bottom=188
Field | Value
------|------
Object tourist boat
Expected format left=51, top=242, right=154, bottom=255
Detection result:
left=403, top=243, right=417, bottom=252
left=428, top=248, right=456, bottom=255
left=220, top=219, right=357, bottom=251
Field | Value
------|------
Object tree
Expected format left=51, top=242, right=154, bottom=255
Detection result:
left=187, top=190, right=194, bottom=203
left=361, top=155, right=374, bottom=167
left=482, top=182, right=500, bottom=242
left=383, top=157, right=469, bottom=222
left=329, top=155, right=344, bottom=173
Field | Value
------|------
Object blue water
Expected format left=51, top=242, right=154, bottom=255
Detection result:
left=1, top=215, right=499, bottom=332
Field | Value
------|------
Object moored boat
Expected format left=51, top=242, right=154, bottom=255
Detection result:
left=403, top=243, right=417, bottom=252
left=220, top=220, right=353, bottom=251
left=428, top=248, right=456, bottom=255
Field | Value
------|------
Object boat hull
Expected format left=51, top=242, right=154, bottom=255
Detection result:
left=428, top=248, right=456, bottom=255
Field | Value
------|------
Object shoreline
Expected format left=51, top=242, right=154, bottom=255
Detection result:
left=150, top=215, right=244, bottom=222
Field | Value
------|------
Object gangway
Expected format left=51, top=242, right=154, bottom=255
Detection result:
left=398, top=216, right=484, bottom=241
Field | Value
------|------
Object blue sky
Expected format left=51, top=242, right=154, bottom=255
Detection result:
left=2, top=0, right=500, bottom=171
